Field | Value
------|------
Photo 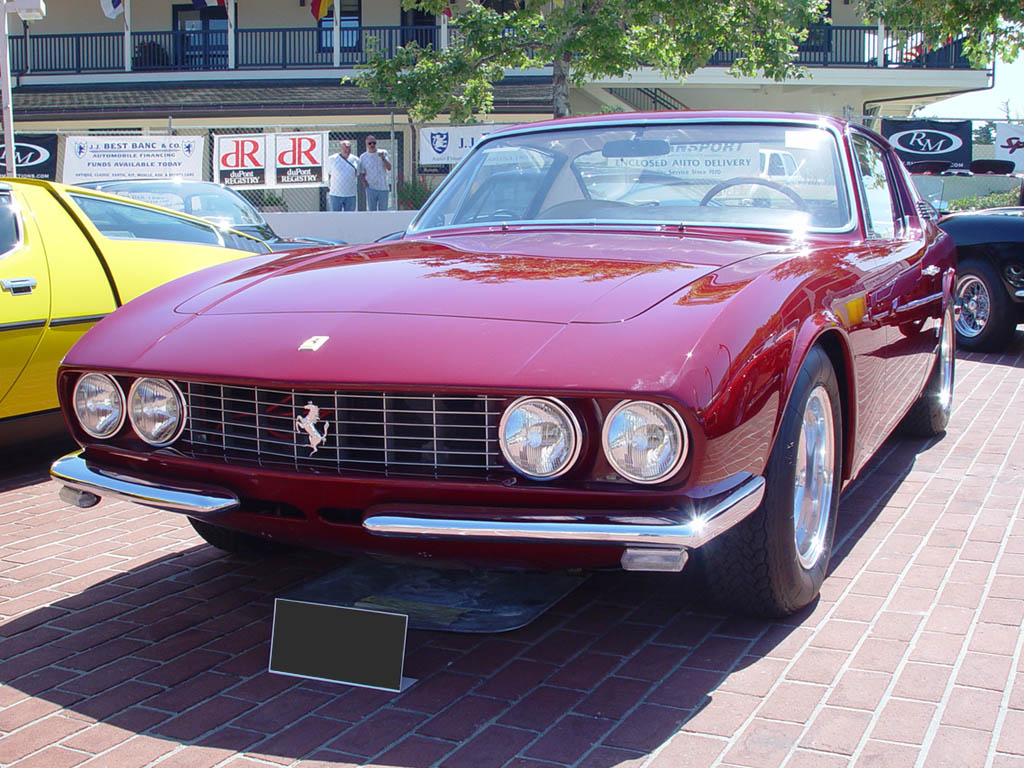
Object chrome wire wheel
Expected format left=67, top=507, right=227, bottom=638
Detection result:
left=955, top=275, right=990, bottom=339
left=938, top=310, right=954, bottom=409
left=793, top=384, right=836, bottom=570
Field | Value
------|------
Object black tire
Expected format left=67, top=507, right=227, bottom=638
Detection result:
left=899, top=304, right=954, bottom=438
left=954, top=258, right=1015, bottom=351
left=189, top=518, right=288, bottom=557
left=702, top=346, right=842, bottom=617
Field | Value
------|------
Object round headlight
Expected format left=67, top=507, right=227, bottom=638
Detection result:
left=128, top=378, right=186, bottom=446
left=73, top=373, right=125, bottom=439
left=499, top=397, right=581, bottom=480
left=602, top=401, right=687, bottom=484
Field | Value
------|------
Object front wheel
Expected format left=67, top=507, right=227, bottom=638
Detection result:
left=955, top=259, right=1015, bottom=351
left=702, top=346, right=842, bottom=617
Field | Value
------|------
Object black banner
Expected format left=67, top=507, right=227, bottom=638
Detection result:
left=0, top=134, right=59, bottom=179
left=881, top=120, right=972, bottom=170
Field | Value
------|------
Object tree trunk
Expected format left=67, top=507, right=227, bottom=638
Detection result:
left=552, top=52, right=571, bottom=119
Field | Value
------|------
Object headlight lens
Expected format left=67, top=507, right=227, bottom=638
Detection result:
left=73, top=373, right=125, bottom=439
left=603, top=401, right=687, bottom=484
left=499, top=397, right=581, bottom=480
left=128, top=378, right=185, bottom=446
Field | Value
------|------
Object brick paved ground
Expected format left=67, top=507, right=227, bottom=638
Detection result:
left=1, top=335, right=1023, bottom=768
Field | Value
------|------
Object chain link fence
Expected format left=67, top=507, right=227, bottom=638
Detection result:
left=44, top=122, right=437, bottom=213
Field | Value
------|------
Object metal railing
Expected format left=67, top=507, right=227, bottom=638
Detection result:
left=7, top=25, right=974, bottom=76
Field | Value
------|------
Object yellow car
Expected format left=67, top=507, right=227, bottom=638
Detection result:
left=1, top=178, right=271, bottom=447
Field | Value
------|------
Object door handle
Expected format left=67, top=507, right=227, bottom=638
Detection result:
left=1, top=277, right=37, bottom=296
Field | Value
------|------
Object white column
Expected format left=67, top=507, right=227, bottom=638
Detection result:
left=440, top=12, right=448, bottom=49
left=123, top=0, right=131, bottom=71
left=877, top=19, right=885, bottom=68
left=227, top=0, right=235, bottom=69
left=1, top=4, right=16, bottom=176
left=332, top=2, right=340, bottom=69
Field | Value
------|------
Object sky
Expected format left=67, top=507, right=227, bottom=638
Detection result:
left=917, top=54, right=1024, bottom=121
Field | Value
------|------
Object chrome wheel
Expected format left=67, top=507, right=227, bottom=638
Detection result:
left=938, top=310, right=953, bottom=409
left=955, top=275, right=989, bottom=339
left=793, top=384, right=835, bottom=570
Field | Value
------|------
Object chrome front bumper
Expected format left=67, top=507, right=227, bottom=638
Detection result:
left=51, top=450, right=239, bottom=517
left=51, top=449, right=765, bottom=571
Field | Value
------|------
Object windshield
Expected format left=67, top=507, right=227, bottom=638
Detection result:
left=93, top=181, right=267, bottom=229
left=410, top=121, right=852, bottom=234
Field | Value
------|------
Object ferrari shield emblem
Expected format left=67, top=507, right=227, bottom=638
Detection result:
left=296, top=402, right=330, bottom=454
left=430, top=131, right=450, bottom=155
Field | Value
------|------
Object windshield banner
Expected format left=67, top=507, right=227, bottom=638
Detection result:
left=881, top=119, right=972, bottom=170
left=995, top=124, right=1024, bottom=172
left=62, top=135, right=204, bottom=184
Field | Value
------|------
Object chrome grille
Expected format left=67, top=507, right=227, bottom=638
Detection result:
left=176, top=382, right=506, bottom=478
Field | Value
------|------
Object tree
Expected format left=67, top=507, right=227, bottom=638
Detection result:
left=356, top=0, right=1024, bottom=132
left=973, top=121, right=995, bottom=144
left=356, top=0, right=830, bottom=122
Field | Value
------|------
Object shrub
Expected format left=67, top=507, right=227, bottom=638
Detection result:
left=396, top=176, right=435, bottom=210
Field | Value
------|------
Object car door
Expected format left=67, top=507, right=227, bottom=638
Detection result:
left=850, top=132, right=935, bottom=446
left=1, top=183, right=119, bottom=419
left=0, top=186, right=51, bottom=411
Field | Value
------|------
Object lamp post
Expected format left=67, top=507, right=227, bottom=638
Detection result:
left=2, top=0, right=45, bottom=177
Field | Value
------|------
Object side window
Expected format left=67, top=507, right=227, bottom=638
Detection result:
left=852, top=135, right=898, bottom=239
left=69, top=194, right=222, bottom=247
left=0, top=191, right=22, bottom=257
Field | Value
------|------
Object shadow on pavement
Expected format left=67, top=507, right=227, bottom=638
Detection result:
left=0, top=429, right=933, bottom=765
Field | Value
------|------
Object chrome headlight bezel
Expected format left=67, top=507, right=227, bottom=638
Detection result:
left=498, top=396, right=582, bottom=481
left=127, top=377, right=187, bottom=447
left=601, top=400, right=688, bottom=485
left=72, top=372, right=126, bottom=440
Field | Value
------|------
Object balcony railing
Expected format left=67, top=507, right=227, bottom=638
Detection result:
left=7, top=25, right=973, bottom=76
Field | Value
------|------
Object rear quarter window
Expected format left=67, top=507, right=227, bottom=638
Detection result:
left=69, top=194, right=222, bottom=247
left=0, top=191, right=21, bottom=256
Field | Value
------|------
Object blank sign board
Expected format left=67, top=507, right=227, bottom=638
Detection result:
left=269, top=598, right=409, bottom=692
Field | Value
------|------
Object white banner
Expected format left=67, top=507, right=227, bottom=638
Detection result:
left=216, top=132, right=329, bottom=188
left=62, top=135, right=204, bottom=184
left=419, top=124, right=513, bottom=165
left=995, top=124, right=1024, bottom=172
left=273, top=131, right=328, bottom=187
left=216, top=134, right=268, bottom=188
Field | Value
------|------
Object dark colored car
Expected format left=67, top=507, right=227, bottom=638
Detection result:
left=51, top=112, right=955, bottom=617
left=79, top=179, right=343, bottom=251
left=939, top=202, right=1024, bottom=350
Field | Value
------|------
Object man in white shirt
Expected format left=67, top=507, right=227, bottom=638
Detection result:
left=358, top=135, right=392, bottom=211
left=326, top=140, right=359, bottom=212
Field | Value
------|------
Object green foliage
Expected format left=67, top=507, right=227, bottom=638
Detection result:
left=396, top=175, right=436, bottom=210
left=355, top=0, right=829, bottom=121
left=973, top=121, right=996, bottom=145
left=858, top=0, right=1023, bottom=67
left=947, top=187, right=1020, bottom=210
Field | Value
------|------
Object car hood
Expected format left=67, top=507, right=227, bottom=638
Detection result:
left=174, top=230, right=783, bottom=324
left=65, top=230, right=800, bottom=393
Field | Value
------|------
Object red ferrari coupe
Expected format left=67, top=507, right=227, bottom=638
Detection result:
left=51, top=112, right=955, bottom=617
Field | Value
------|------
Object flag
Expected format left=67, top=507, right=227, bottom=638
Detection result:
left=99, top=0, right=123, bottom=19
left=192, top=0, right=227, bottom=8
left=310, top=0, right=333, bottom=21
left=442, top=3, right=452, bottom=18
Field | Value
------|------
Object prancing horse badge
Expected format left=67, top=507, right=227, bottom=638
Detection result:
left=296, top=402, right=330, bottom=454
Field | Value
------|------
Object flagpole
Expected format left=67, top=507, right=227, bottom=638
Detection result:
left=123, top=0, right=130, bottom=72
